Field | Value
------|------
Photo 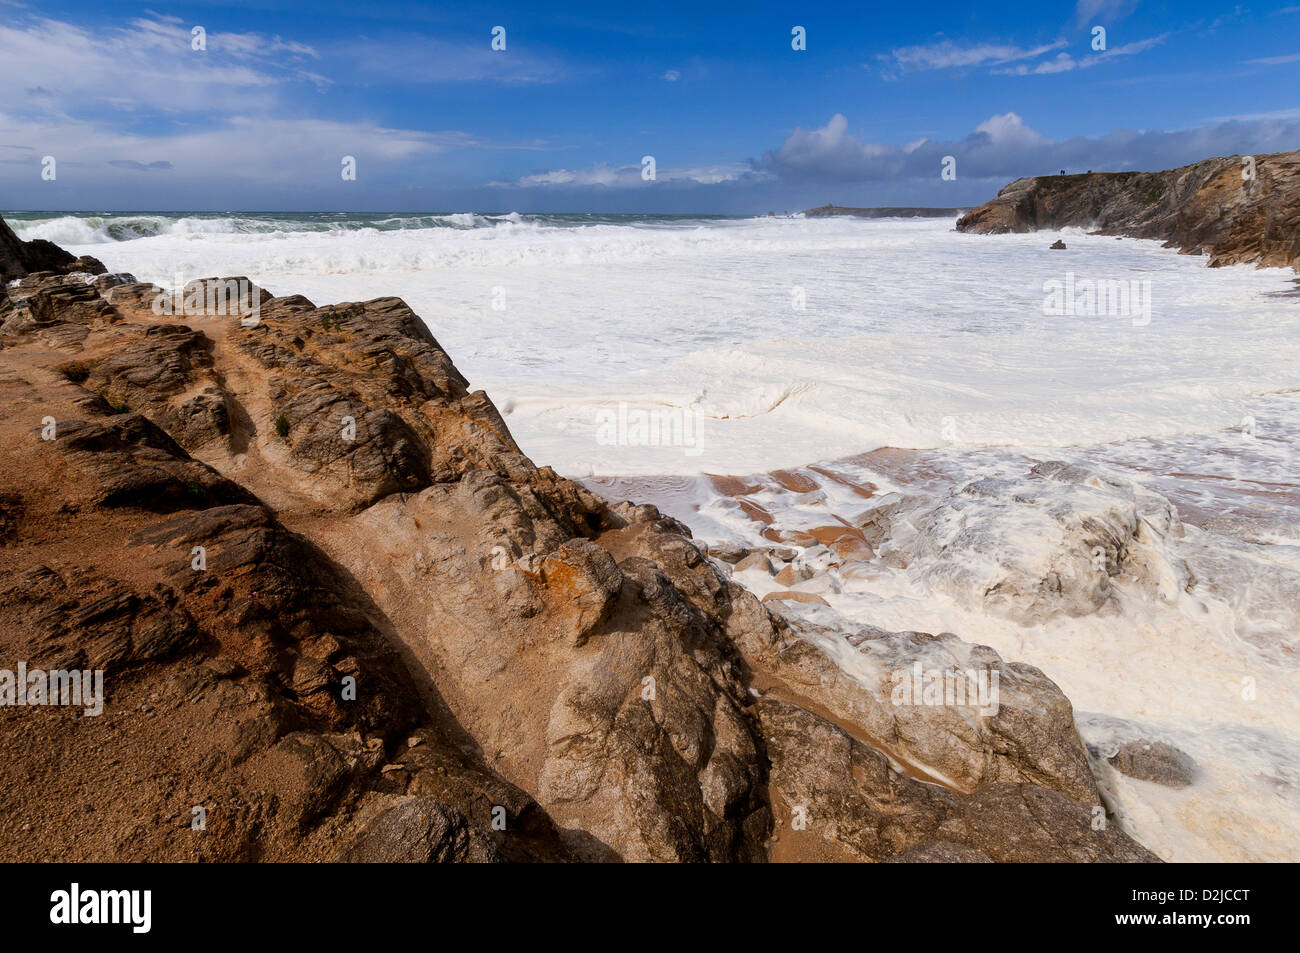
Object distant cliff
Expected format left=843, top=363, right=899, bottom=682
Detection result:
left=955, top=150, right=1300, bottom=270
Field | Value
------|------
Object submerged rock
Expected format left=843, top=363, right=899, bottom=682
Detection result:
left=1108, top=740, right=1197, bottom=788
left=856, top=461, right=1195, bottom=623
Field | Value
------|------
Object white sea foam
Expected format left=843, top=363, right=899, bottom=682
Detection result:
left=39, top=215, right=1298, bottom=476
left=35, top=212, right=1300, bottom=861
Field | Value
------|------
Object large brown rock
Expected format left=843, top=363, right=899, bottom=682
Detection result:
left=761, top=698, right=1158, bottom=862
left=725, top=583, right=1102, bottom=806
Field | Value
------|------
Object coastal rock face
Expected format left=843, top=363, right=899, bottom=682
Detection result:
left=956, top=150, right=1300, bottom=270
left=0, top=214, right=1158, bottom=862
left=0, top=215, right=106, bottom=284
left=726, top=591, right=1103, bottom=806
left=761, top=699, right=1155, bottom=862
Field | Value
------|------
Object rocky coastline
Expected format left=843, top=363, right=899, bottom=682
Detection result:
left=955, top=149, right=1300, bottom=271
left=0, top=213, right=1158, bottom=862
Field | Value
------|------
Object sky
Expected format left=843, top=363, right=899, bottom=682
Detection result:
left=1, top=0, right=1298, bottom=212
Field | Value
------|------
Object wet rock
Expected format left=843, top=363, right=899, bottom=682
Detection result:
left=78, top=324, right=233, bottom=450
left=92, top=272, right=138, bottom=293
left=829, top=535, right=874, bottom=562
left=734, top=552, right=775, bottom=574
left=1108, top=740, right=1196, bottom=788
left=761, top=590, right=829, bottom=606
left=2, top=276, right=120, bottom=332
left=944, top=783, right=1159, bottom=862
left=241, top=732, right=350, bottom=828
left=707, top=542, right=749, bottom=564
left=759, top=698, right=1157, bottom=862
left=44, top=415, right=256, bottom=512
left=774, top=564, right=813, bottom=586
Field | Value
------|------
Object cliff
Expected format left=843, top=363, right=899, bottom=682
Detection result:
left=955, top=149, right=1300, bottom=270
left=0, top=216, right=1156, bottom=862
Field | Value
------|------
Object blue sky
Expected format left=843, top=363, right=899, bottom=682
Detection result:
left=2, top=0, right=1298, bottom=211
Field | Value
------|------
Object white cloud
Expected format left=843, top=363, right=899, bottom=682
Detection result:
left=1073, top=0, right=1141, bottom=28
left=757, top=110, right=1300, bottom=185
left=883, top=39, right=1067, bottom=73
left=992, top=34, right=1168, bottom=75
left=0, top=12, right=556, bottom=200
left=0, top=11, right=570, bottom=148
left=0, top=14, right=327, bottom=120
left=663, top=69, right=681, bottom=81
left=1246, top=52, right=1300, bottom=65
left=762, top=113, right=895, bottom=180
left=972, top=112, right=1047, bottom=148
left=0, top=111, right=479, bottom=190
left=882, top=26, right=1164, bottom=79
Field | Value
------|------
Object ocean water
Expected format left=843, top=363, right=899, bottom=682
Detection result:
left=11, top=209, right=1300, bottom=861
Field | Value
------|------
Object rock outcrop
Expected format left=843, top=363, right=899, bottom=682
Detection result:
left=0, top=215, right=1157, bottom=862
left=956, top=150, right=1300, bottom=270
left=0, top=215, right=105, bottom=284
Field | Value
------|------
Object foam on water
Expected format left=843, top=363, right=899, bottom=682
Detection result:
left=28, top=213, right=1298, bottom=477
left=28, top=211, right=1300, bottom=861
